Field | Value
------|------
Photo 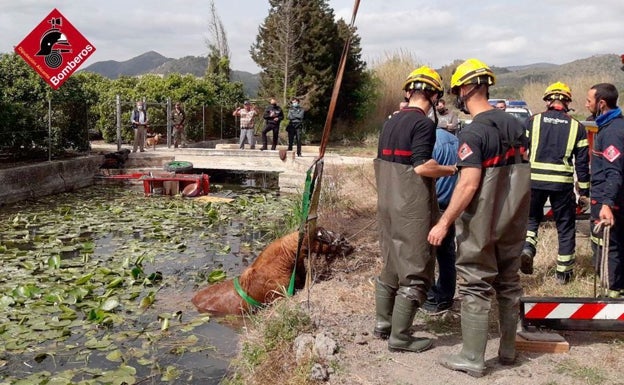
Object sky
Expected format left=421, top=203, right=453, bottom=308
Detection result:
left=2, top=0, right=624, bottom=74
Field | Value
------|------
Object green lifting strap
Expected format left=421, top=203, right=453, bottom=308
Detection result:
left=233, top=276, right=263, bottom=308
left=287, top=168, right=314, bottom=296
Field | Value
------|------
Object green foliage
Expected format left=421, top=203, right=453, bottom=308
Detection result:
left=251, top=0, right=371, bottom=139
left=261, top=303, right=312, bottom=350
left=0, top=53, right=96, bottom=159
left=0, top=50, right=246, bottom=159
left=93, top=72, right=244, bottom=143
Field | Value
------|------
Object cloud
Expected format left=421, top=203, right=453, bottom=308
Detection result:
left=4, top=1, right=624, bottom=74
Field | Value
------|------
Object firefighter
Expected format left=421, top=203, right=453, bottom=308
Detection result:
left=520, top=82, right=590, bottom=284
left=373, top=66, right=457, bottom=353
left=586, top=83, right=624, bottom=298
left=428, top=58, right=530, bottom=377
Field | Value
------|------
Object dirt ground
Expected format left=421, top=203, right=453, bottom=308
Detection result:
left=274, top=161, right=624, bottom=385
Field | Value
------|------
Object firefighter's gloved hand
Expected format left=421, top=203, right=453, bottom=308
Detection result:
left=578, top=196, right=590, bottom=211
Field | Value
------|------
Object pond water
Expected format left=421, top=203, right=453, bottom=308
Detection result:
left=0, top=183, right=299, bottom=384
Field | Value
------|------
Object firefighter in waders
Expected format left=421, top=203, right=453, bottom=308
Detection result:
left=585, top=83, right=624, bottom=298
left=427, top=58, right=530, bottom=377
left=520, top=82, right=590, bottom=284
left=374, top=66, right=458, bottom=353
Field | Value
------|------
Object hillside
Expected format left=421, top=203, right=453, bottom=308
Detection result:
left=490, top=54, right=624, bottom=100
left=81, top=51, right=172, bottom=79
left=81, top=51, right=260, bottom=96
left=80, top=51, right=624, bottom=104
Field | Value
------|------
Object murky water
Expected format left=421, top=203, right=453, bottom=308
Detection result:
left=0, top=182, right=297, bottom=384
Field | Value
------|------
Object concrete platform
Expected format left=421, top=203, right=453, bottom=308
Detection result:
left=91, top=141, right=371, bottom=194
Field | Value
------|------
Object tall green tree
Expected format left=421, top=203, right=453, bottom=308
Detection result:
left=250, top=0, right=368, bottom=137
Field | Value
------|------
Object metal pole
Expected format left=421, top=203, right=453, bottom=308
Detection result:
left=116, top=94, right=121, bottom=151
left=48, top=98, right=52, bottom=162
left=166, top=97, right=171, bottom=148
left=220, top=103, right=223, bottom=141
left=203, top=104, right=206, bottom=142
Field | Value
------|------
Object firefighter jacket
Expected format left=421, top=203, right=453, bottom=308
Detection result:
left=590, top=108, right=624, bottom=213
left=527, top=108, right=589, bottom=195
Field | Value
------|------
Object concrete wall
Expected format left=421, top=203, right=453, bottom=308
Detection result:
left=0, top=155, right=103, bottom=206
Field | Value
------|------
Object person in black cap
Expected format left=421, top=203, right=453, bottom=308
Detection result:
left=233, top=100, right=258, bottom=149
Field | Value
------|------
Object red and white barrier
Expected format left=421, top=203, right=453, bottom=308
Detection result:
left=521, top=297, right=624, bottom=331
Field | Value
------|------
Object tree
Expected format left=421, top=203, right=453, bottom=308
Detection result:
left=251, top=0, right=369, bottom=137
left=205, top=0, right=231, bottom=80
left=0, top=53, right=98, bottom=157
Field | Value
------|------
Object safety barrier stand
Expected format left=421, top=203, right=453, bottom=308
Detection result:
left=517, top=296, right=624, bottom=353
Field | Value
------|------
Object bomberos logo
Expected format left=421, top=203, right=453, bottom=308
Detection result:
left=14, top=8, right=96, bottom=90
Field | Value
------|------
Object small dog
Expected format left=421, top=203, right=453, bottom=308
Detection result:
left=145, top=134, right=162, bottom=150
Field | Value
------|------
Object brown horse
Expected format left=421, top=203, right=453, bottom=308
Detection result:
left=191, top=227, right=352, bottom=315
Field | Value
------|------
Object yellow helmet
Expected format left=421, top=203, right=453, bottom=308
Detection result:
left=450, top=58, right=496, bottom=94
left=402, top=66, right=444, bottom=95
left=543, top=81, right=572, bottom=101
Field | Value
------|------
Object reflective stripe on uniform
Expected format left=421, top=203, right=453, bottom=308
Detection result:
left=591, top=234, right=604, bottom=246
left=529, top=115, right=579, bottom=184
left=557, top=254, right=575, bottom=263
left=530, top=173, right=574, bottom=183
left=564, top=120, right=579, bottom=166
left=556, top=253, right=575, bottom=273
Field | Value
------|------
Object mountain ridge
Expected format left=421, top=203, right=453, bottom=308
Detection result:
left=80, top=50, right=260, bottom=96
left=80, top=51, right=624, bottom=101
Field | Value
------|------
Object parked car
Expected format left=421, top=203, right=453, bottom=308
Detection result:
left=505, top=107, right=531, bottom=123
left=507, top=100, right=532, bottom=114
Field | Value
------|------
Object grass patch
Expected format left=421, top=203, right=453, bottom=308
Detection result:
left=223, top=299, right=316, bottom=385
left=555, top=358, right=606, bottom=385
left=522, top=223, right=596, bottom=298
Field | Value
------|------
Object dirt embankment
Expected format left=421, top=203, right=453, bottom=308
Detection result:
left=236, top=161, right=624, bottom=385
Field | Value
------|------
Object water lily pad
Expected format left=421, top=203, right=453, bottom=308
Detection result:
left=106, top=349, right=123, bottom=362
left=100, top=297, right=120, bottom=311
left=0, top=185, right=295, bottom=381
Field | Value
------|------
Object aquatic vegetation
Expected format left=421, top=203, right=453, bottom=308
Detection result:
left=0, top=185, right=298, bottom=384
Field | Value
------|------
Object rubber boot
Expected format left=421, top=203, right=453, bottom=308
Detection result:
left=373, top=278, right=395, bottom=339
left=387, top=295, right=432, bottom=353
left=497, top=300, right=519, bottom=365
left=439, top=305, right=488, bottom=377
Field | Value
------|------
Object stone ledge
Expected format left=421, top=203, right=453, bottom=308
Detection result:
left=0, top=156, right=103, bottom=206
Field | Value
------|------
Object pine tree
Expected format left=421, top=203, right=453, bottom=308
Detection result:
left=251, top=0, right=367, bottom=136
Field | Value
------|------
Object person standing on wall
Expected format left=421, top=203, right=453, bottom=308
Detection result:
left=286, top=97, right=305, bottom=157
left=260, top=98, right=284, bottom=151
left=131, top=100, right=148, bottom=153
left=421, top=124, right=459, bottom=314
left=520, top=82, right=590, bottom=283
left=585, top=82, right=624, bottom=298
left=427, top=58, right=530, bottom=377
left=233, top=100, right=258, bottom=150
left=171, top=102, right=186, bottom=149
left=373, top=66, right=457, bottom=353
